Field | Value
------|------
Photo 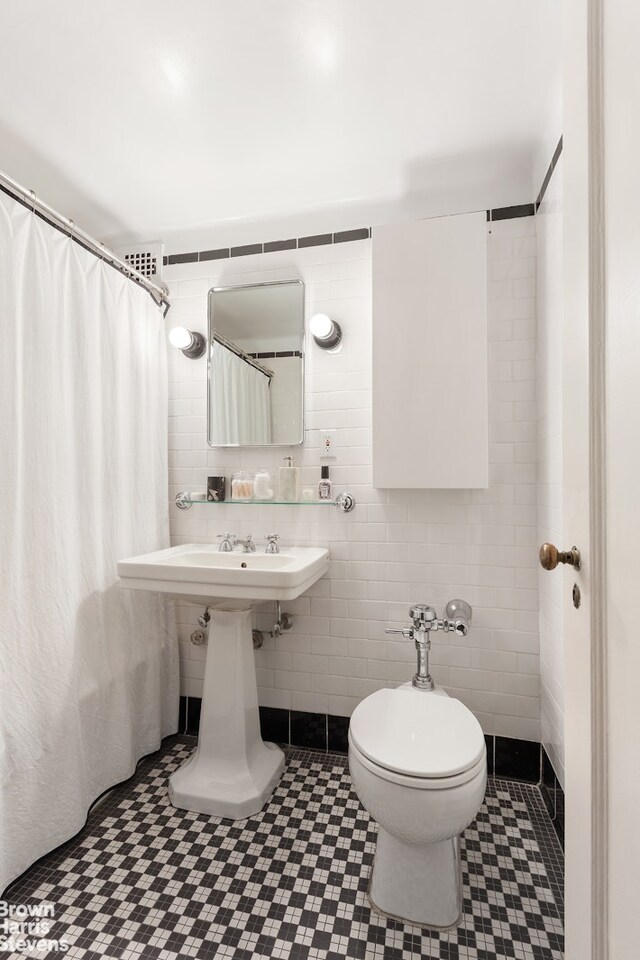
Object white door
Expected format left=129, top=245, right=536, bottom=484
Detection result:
left=563, top=2, right=640, bottom=957
left=562, top=0, right=601, bottom=947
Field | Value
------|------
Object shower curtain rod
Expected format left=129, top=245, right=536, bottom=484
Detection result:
left=0, top=169, right=170, bottom=314
left=214, top=332, right=274, bottom=379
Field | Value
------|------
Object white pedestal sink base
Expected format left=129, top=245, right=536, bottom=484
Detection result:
left=169, top=607, right=285, bottom=819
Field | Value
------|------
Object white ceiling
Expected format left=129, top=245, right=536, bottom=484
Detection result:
left=0, top=1, right=560, bottom=248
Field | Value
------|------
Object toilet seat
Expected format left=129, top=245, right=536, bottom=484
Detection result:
left=349, top=688, right=485, bottom=782
left=349, top=736, right=487, bottom=790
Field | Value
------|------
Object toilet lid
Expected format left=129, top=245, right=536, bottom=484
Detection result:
left=349, top=689, right=485, bottom=779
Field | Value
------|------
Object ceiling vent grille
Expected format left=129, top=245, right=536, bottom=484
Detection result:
left=115, top=241, right=164, bottom=284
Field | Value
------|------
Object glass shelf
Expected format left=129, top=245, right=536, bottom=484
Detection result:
left=196, top=499, right=333, bottom=505
left=175, top=491, right=355, bottom=513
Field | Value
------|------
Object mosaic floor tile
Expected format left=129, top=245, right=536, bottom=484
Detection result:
left=5, top=736, right=564, bottom=959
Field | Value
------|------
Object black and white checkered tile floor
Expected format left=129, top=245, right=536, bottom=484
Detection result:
left=6, top=736, right=564, bottom=959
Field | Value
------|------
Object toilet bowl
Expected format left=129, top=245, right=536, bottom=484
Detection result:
left=348, top=683, right=486, bottom=928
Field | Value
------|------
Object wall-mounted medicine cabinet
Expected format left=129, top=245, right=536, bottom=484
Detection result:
left=372, top=211, right=488, bottom=489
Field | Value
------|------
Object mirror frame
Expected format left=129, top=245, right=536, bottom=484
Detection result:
left=206, top=278, right=305, bottom=448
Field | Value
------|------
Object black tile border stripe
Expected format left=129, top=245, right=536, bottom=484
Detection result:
left=264, top=238, right=296, bottom=253
left=162, top=137, right=568, bottom=268
left=166, top=251, right=199, bottom=265
left=298, top=232, right=332, bottom=248
left=246, top=350, right=302, bottom=359
left=231, top=242, right=262, bottom=258
left=181, top=695, right=545, bottom=783
left=163, top=227, right=373, bottom=266
left=536, top=136, right=563, bottom=209
left=334, top=227, right=370, bottom=243
left=487, top=203, right=536, bottom=222
left=199, top=247, right=229, bottom=262
left=163, top=172, right=571, bottom=268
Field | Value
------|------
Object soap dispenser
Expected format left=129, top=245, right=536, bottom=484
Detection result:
left=279, top=456, right=299, bottom=502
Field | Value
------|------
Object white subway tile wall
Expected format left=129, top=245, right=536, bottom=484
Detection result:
left=166, top=219, right=540, bottom=739
left=536, top=159, right=565, bottom=786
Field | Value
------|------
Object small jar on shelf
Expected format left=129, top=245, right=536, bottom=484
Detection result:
left=231, top=470, right=254, bottom=501
left=253, top=468, right=274, bottom=501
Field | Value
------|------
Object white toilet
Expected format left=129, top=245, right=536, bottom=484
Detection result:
left=348, top=602, right=486, bottom=929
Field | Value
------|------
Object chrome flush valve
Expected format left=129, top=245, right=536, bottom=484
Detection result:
left=385, top=604, right=438, bottom=691
left=385, top=599, right=473, bottom=691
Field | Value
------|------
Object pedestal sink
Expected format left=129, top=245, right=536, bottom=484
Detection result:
left=117, top=543, right=329, bottom=818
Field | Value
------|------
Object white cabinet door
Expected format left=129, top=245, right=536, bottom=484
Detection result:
left=372, top=211, right=488, bottom=488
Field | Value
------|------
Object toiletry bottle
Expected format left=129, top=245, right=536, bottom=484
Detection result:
left=318, top=465, right=332, bottom=501
left=279, top=457, right=299, bottom=502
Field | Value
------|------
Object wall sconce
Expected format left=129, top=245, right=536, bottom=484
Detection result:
left=169, top=327, right=207, bottom=359
left=310, top=313, right=342, bottom=350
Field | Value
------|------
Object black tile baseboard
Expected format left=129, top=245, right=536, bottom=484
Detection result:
left=484, top=734, right=495, bottom=775
left=259, top=706, right=289, bottom=744
left=494, top=735, right=540, bottom=782
left=178, top=695, right=188, bottom=734
left=186, top=696, right=202, bottom=735
left=183, top=697, right=547, bottom=785
left=328, top=715, right=350, bottom=753
left=291, top=711, right=327, bottom=750
left=541, top=745, right=565, bottom=849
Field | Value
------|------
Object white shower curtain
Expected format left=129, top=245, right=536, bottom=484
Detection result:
left=0, top=191, right=178, bottom=892
left=210, top=343, right=271, bottom=444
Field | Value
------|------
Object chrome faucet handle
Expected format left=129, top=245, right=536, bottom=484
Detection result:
left=217, top=533, right=235, bottom=552
left=265, top=534, right=280, bottom=555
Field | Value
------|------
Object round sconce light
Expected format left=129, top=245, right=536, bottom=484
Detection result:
left=310, top=313, right=342, bottom=350
left=169, top=327, right=207, bottom=359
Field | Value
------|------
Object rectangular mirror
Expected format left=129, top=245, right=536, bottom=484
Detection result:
left=207, top=279, right=305, bottom=446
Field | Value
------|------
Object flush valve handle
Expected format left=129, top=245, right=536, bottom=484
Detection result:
left=385, top=626, right=416, bottom=639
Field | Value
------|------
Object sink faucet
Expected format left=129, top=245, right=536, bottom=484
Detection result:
left=235, top=534, right=256, bottom=553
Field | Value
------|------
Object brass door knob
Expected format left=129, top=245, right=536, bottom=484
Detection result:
left=539, top=543, right=581, bottom=571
